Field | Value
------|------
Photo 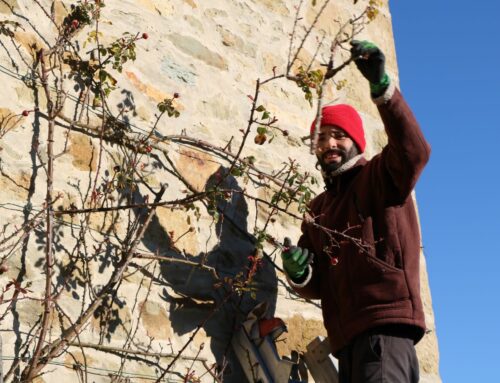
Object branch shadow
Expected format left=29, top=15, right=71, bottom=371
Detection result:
left=7, top=79, right=43, bottom=380
left=136, top=166, right=279, bottom=380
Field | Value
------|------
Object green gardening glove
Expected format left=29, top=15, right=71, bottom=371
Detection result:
left=281, top=237, right=314, bottom=281
left=350, top=40, right=390, bottom=97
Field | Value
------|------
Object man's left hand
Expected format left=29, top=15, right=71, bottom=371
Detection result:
left=350, top=40, right=390, bottom=96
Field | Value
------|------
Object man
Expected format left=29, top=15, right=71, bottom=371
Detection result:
left=281, top=40, right=431, bottom=382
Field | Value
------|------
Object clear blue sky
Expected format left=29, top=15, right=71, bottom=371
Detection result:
left=390, top=1, right=500, bottom=382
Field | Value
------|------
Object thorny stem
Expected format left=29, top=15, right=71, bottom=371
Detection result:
left=305, top=31, right=328, bottom=74
left=134, top=252, right=220, bottom=281
left=67, top=342, right=208, bottom=362
left=287, top=0, right=331, bottom=76
left=262, top=164, right=295, bottom=233
left=24, top=47, right=56, bottom=383
left=287, top=0, right=306, bottom=72
left=55, top=191, right=207, bottom=215
left=224, top=78, right=261, bottom=182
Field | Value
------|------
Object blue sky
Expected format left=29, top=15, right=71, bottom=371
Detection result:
left=390, top=1, right=500, bottom=381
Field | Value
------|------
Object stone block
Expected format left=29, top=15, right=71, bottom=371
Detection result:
left=168, top=33, right=228, bottom=70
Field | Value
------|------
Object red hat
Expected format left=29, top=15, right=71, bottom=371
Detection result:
left=310, top=104, right=366, bottom=153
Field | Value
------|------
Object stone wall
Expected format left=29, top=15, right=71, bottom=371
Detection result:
left=0, top=0, right=440, bottom=382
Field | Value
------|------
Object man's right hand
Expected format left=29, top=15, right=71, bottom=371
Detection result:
left=281, top=237, right=313, bottom=280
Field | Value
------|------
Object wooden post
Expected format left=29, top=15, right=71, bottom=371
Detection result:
left=303, top=336, right=339, bottom=383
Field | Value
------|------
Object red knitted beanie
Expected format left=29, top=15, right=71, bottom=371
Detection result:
left=310, top=104, right=366, bottom=153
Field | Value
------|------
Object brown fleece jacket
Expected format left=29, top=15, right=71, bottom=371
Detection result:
left=291, top=86, right=431, bottom=355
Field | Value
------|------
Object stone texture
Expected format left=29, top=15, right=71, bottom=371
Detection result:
left=68, top=133, right=98, bottom=171
left=0, top=0, right=18, bottom=14
left=417, top=252, right=441, bottom=375
left=168, top=33, right=228, bottom=70
left=52, top=0, right=68, bottom=25
left=203, top=8, right=228, bottom=19
left=125, top=70, right=170, bottom=103
left=174, top=147, right=222, bottom=192
left=160, top=57, right=198, bottom=85
left=254, top=0, right=290, bottom=16
left=0, top=107, right=21, bottom=135
left=0, top=168, right=29, bottom=201
left=12, top=31, right=45, bottom=59
left=140, top=300, right=172, bottom=340
left=134, top=0, right=174, bottom=16
left=184, top=14, right=204, bottom=32
left=155, top=206, right=199, bottom=255
left=217, top=25, right=257, bottom=57
left=276, top=315, right=327, bottom=356
left=196, top=93, right=241, bottom=121
left=184, top=0, right=197, bottom=8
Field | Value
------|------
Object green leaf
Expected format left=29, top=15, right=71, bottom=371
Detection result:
left=107, top=74, right=117, bottom=86
left=256, top=105, right=266, bottom=112
left=262, top=111, right=270, bottom=120
left=231, top=168, right=242, bottom=177
left=257, top=126, right=267, bottom=135
left=246, top=156, right=256, bottom=165
left=99, top=70, right=107, bottom=82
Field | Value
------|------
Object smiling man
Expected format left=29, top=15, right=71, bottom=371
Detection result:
left=281, top=41, right=431, bottom=383
left=313, top=104, right=365, bottom=182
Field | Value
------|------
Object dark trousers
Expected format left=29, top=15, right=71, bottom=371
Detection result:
left=337, top=330, right=419, bottom=383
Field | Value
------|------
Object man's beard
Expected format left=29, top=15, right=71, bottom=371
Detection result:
left=317, top=145, right=360, bottom=175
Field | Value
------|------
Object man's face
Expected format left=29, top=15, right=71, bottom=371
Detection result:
left=315, top=125, right=359, bottom=173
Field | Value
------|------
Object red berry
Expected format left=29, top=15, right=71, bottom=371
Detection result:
left=145, top=145, right=152, bottom=153
left=22, top=110, right=29, bottom=117
left=330, top=257, right=339, bottom=266
left=142, top=32, right=149, bottom=40
left=0, top=264, right=8, bottom=273
left=173, top=92, right=180, bottom=98
left=71, top=19, right=79, bottom=29
left=254, top=134, right=267, bottom=145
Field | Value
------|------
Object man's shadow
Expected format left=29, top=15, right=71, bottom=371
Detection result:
left=137, top=166, right=278, bottom=380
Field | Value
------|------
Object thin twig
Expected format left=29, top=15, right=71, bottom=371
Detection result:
left=134, top=252, right=220, bottom=281
left=287, top=0, right=331, bottom=75
left=67, top=342, right=208, bottom=362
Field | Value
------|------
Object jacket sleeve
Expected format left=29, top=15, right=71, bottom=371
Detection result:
left=373, top=83, right=431, bottom=203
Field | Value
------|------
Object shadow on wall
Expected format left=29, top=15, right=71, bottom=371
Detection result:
left=139, top=166, right=279, bottom=380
